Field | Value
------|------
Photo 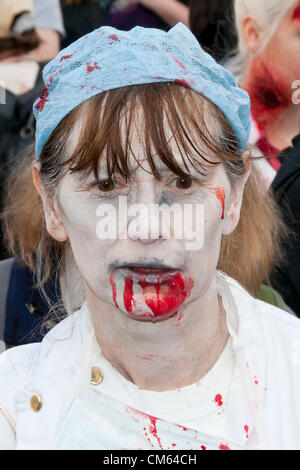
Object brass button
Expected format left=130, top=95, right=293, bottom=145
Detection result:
left=91, top=367, right=103, bottom=385
left=30, top=393, right=43, bottom=412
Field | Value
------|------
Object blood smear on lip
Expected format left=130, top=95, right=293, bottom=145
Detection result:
left=109, top=272, right=119, bottom=308
left=123, top=274, right=134, bottom=313
left=136, top=272, right=193, bottom=318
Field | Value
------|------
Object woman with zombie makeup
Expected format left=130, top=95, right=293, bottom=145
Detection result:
left=231, top=0, right=300, bottom=317
left=0, top=23, right=299, bottom=451
left=230, top=0, right=300, bottom=187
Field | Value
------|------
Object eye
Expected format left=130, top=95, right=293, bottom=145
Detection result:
left=96, top=179, right=115, bottom=192
left=174, top=177, right=193, bottom=189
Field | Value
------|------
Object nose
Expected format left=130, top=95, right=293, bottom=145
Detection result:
left=127, top=179, right=165, bottom=245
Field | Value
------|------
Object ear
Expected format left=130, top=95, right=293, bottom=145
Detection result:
left=222, top=157, right=251, bottom=236
left=32, top=164, right=68, bottom=242
left=242, top=16, right=263, bottom=54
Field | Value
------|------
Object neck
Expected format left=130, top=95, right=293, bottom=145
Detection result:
left=85, top=276, right=229, bottom=392
left=242, top=58, right=300, bottom=151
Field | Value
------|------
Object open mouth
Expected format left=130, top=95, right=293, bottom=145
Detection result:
left=127, top=267, right=174, bottom=274
left=115, top=262, right=178, bottom=272
left=118, top=265, right=180, bottom=285
left=109, top=263, right=194, bottom=320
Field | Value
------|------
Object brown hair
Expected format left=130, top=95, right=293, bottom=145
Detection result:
left=0, top=30, right=40, bottom=54
left=2, top=82, right=286, bottom=302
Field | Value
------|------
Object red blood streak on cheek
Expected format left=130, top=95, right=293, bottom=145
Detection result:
left=244, top=57, right=291, bottom=129
left=86, top=61, right=100, bottom=74
left=219, top=443, right=231, bottom=450
left=292, top=4, right=300, bottom=21
left=109, top=272, right=119, bottom=309
left=208, top=187, right=225, bottom=219
left=244, top=425, right=249, bottom=439
left=214, top=394, right=223, bottom=407
left=174, top=78, right=191, bottom=88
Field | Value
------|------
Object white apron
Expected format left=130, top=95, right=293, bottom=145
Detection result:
left=13, top=272, right=298, bottom=450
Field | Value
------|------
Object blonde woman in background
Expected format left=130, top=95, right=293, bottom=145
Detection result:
left=229, top=0, right=300, bottom=187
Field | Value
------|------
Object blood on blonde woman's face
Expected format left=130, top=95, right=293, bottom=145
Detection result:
left=243, top=1, right=300, bottom=133
left=43, top=116, right=247, bottom=323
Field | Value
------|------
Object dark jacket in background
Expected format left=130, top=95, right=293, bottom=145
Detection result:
left=61, top=2, right=108, bottom=49
left=271, top=134, right=300, bottom=316
left=0, top=257, right=62, bottom=348
left=0, top=65, right=45, bottom=260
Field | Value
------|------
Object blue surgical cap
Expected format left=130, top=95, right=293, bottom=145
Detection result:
left=33, top=22, right=251, bottom=158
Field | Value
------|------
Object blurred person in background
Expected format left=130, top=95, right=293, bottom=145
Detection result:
left=0, top=0, right=65, bottom=64
left=270, top=133, right=300, bottom=315
left=230, top=0, right=300, bottom=187
left=60, top=0, right=108, bottom=48
left=229, top=1, right=300, bottom=314
left=0, top=0, right=65, bottom=258
left=136, top=0, right=189, bottom=27
left=0, top=0, right=40, bottom=60
left=105, top=0, right=189, bottom=31
left=189, top=0, right=237, bottom=63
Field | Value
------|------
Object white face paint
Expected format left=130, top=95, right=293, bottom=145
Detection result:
left=50, top=111, right=246, bottom=324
